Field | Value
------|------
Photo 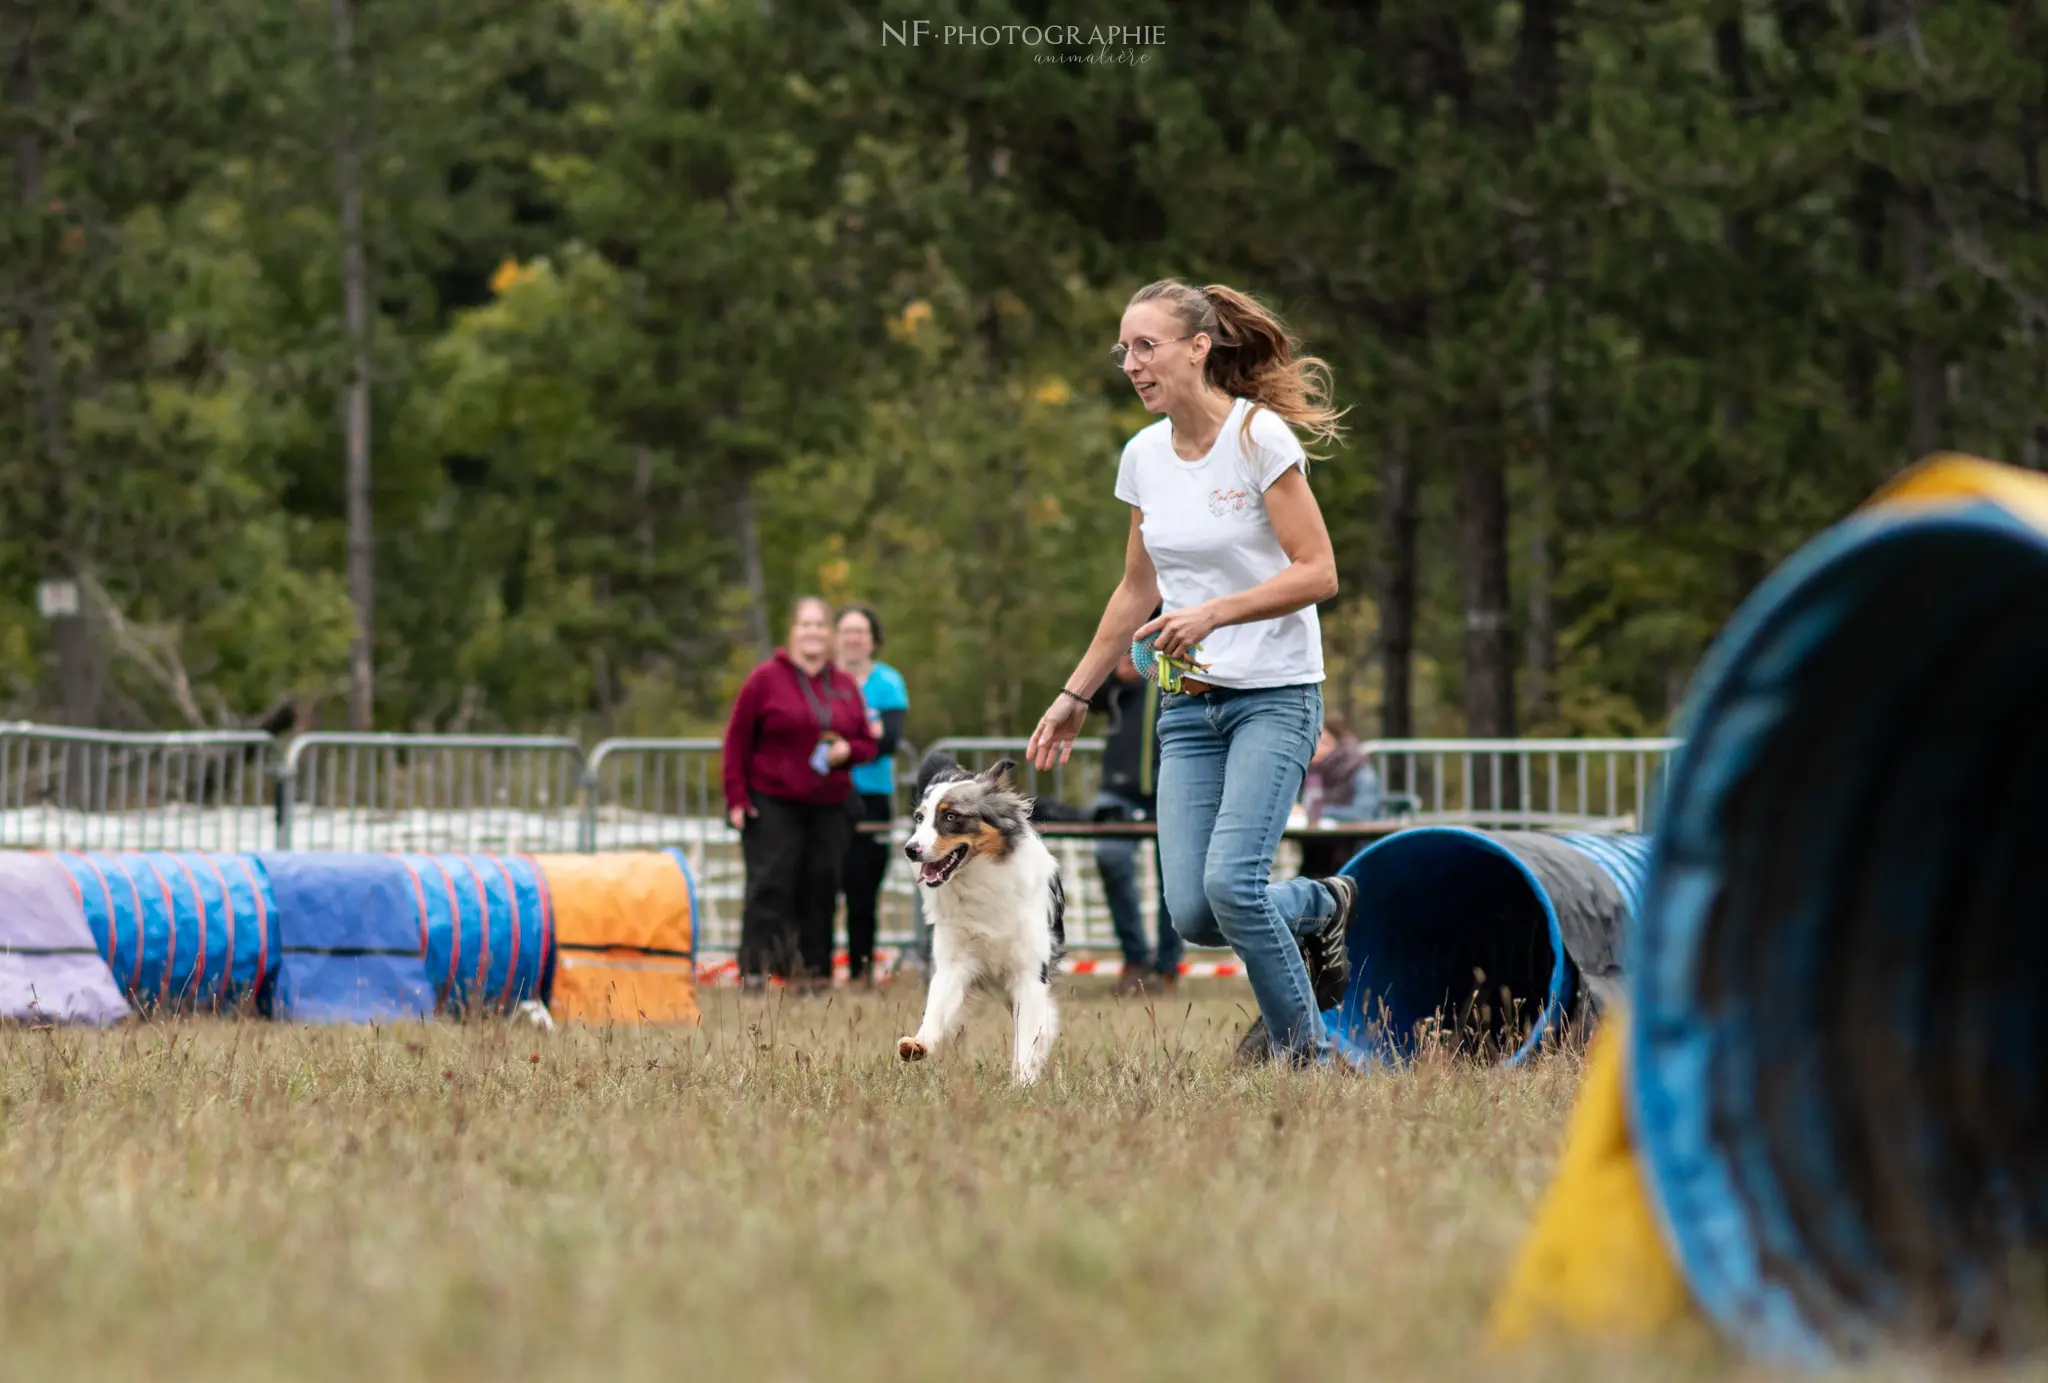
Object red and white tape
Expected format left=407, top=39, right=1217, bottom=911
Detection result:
left=693, top=949, right=1244, bottom=987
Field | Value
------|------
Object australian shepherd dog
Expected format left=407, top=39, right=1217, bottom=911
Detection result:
left=897, top=751, right=1065, bottom=1084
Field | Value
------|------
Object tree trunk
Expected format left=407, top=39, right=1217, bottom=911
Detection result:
left=1376, top=423, right=1417, bottom=761
left=1523, top=349, right=1558, bottom=730
left=633, top=442, right=655, bottom=570
left=10, top=41, right=99, bottom=728
left=2025, top=103, right=2046, bottom=470
left=1716, top=17, right=1754, bottom=438
left=1453, top=422, right=1516, bottom=743
left=1717, top=15, right=1767, bottom=607
left=1510, top=0, right=1563, bottom=745
left=1897, top=188, right=1947, bottom=459
left=1847, top=162, right=1887, bottom=427
left=732, top=466, right=771, bottom=663
left=333, top=0, right=375, bottom=731
left=1515, top=0, right=1562, bottom=123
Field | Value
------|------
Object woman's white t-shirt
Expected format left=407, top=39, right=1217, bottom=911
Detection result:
left=1114, top=396, right=1324, bottom=690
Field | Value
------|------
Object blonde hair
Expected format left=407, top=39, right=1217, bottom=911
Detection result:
left=1127, top=279, right=1348, bottom=458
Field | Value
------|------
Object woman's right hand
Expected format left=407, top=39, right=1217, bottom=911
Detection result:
left=1026, top=694, right=1089, bottom=771
left=728, top=805, right=752, bottom=832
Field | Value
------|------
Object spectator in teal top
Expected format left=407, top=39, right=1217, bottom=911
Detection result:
left=834, top=604, right=909, bottom=985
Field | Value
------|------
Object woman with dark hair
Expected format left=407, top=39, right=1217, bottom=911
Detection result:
left=723, top=595, right=878, bottom=992
left=1303, top=712, right=1381, bottom=826
left=834, top=603, right=909, bottom=985
left=1026, top=279, right=1358, bottom=1067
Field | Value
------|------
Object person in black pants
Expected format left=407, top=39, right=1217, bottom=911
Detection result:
left=833, top=604, right=909, bottom=985
left=722, top=596, right=880, bottom=992
left=1090, top=635, right=1180, bottom=994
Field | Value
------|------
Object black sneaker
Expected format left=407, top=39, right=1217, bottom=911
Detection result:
left=1232, top=881, right=1356, bottom=1067
left=1301, top=875, right=1356, bottom=1012
left=1233, top=1015, right=1272, bottom=1066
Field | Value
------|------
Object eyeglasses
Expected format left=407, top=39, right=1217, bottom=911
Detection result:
left=1110, top=335, right=1190, bottom=368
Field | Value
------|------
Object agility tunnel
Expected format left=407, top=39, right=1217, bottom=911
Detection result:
left=529, top=847, right=700, bottom=1024
left=1330, top=828, right=1650, bottom=1066
left=1494, top=454, right=2048, bottom=1367
left=50, top=850, right=278, bottom=1015
left=398, top=853, right=554, bottom=1015
left=0, top=851, right=130, bottom=1025
left=0, top=847, right=702, bottom=1027
left=265, top=853, right=440, bottom=1022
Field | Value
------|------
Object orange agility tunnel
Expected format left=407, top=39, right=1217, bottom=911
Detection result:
left=529, top=847, right=700, bottom=1025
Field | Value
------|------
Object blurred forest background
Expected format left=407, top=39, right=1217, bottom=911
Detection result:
left=4, top=0, right=2044, bottom=744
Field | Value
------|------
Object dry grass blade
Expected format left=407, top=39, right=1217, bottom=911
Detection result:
left=0, top=979, right=2030, bottom=1382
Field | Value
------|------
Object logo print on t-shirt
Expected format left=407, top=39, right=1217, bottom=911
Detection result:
left=1208, top=487, right=1250, bottom=518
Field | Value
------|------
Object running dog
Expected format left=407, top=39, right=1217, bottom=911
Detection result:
left=898, top=751, right=1064, bottom=1084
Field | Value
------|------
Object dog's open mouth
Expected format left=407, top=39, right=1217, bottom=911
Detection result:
left=918, top=844, right=969, bottom=887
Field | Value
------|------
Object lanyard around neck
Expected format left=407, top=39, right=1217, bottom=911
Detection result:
left=794, top=664, right=834, bottom=732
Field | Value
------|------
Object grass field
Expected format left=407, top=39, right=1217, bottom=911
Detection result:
left=0, top=977, right=2036, bottom=1382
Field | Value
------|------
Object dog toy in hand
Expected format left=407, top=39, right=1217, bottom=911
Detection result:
left=1132, top=630, right=1209, bottom=693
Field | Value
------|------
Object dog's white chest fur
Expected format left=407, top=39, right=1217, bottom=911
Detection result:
left=922, top=839, right=1060, bottom=984
left=897, top=757, right=1065, bottom=1084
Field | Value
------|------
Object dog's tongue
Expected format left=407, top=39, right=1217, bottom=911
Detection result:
left=919, top=861, right=945, bottom=886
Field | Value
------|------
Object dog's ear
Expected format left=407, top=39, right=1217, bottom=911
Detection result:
left=979, top=757, right=1017, bottom=792
left=914, top=749, right=963, bottom=803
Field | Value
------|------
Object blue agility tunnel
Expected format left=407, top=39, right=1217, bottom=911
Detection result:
left=1628, top=459, right=2048, bottom=1364
left=265, top=853, right=438, bottom=1023
left=1329, top=827, right=1651, bottom=1067
left=53, top=851, right=278, bottom=1014
left=399, top=854, right=553, bottom=1014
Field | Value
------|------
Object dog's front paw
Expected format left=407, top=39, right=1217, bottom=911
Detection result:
left=897, top=1037, right=928, bottom=1062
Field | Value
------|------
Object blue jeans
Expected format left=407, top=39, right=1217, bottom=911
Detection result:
left=1091, top=789, right=1183, bottom=974
left=1157, top=683, right=1337, bottom=1063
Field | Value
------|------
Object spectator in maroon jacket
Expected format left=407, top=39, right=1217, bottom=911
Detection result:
left=724, top=595, right=879, bottom=992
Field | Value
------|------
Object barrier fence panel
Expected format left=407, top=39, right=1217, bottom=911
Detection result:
left=0, top=723, right=276, bottom=851
left=1361, top=737, right=1682, bottom=831
left=922, top=736, right=1106, bottom=815
left=276, top=734, right=587, bottom=853
left=584, top=737, right=724, bottom=851
left=0, top=718, right=1686, bottom=966
left=583, top=737, right=928, bottom=955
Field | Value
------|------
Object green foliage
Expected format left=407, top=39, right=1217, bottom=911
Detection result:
left=758, top=283, right=1139, bottom=739
left=5, top=0, right=2048, bottom=742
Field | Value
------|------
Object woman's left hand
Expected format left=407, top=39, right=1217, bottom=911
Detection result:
left=1135, top=602, right=1221, bottom=661
left=825, top=734, right=852, bottom=768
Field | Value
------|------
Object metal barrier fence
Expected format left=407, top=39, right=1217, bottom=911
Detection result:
left=0, top=722, right=275, bottom=851
left=276, top=733, right=588, bottom=853
left=578, top=737, right=1116, bottom=956
left=581, top=734, right=1126, bottom=955
left=1362, top=737, right=1682, bottom=831
left=583, top=737, right=727, bottom=851
left=0, top=722, right=1684, bottom=953
left=582, top=736, right=764, bottom=958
